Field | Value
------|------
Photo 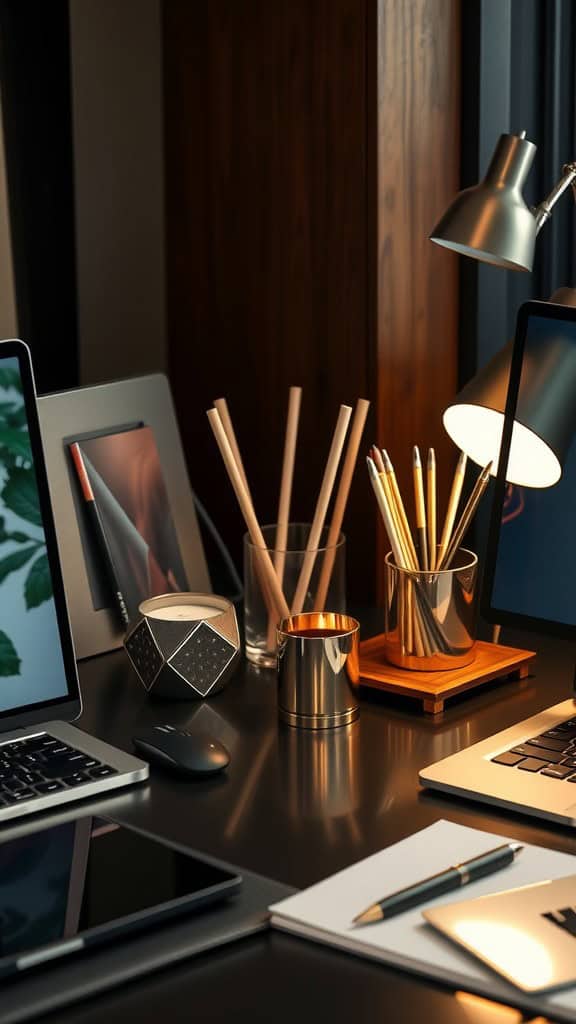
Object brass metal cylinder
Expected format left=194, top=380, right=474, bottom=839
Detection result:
left=277, top=612, right=360, bottom=728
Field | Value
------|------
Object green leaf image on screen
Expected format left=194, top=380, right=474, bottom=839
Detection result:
left=0, top=546, right=38, bottom=584
left=25, top=554, right=51, bottom=610
left=0, top=428, right=32, bottom=462
left=0, top=630, right=20, bottom=677
left=0, top=367, right=22, bottom=393
left=1, top=468, right=42, bottom=526
left=0, top=367, right=53, bottom=679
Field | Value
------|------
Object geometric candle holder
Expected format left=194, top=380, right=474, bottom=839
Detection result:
left=124, top=592, right=241, bottom=700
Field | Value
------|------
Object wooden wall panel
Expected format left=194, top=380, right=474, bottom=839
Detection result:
left=163, top=0, right=375, bottom=600
left=373, top=0, right=461, bottom=599
left=163, top=0, right=461, bottom=603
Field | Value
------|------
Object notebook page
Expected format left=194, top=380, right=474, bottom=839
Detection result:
left=270, top=820, right=576, bottom=1018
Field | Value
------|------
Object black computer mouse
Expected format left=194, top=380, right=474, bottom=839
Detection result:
left=132, top=725, right=230, bottom=778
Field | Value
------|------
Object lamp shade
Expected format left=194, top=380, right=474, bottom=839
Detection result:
left=444, top=291, right=576, bottom=487
left=430, top=133, right=538, bottom=271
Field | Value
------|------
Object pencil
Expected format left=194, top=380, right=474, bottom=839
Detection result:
left=69, top=443, right=130, bottom=627
left=412, top=447, right=428, bottom=571
left=382, top=449, right=419, bottom=570
left=439, top=461, right=493, bottom=569
left=366, top=457, right=405, bottom=569
left=437, top=451, right=467, bottom=567
left=426, top=448, right=437, bottom=570
left=369, top=448, right=409, bottom=567
left=367, top=457, right=429, bottom=657
left=368, top=454, right=411, bottom=653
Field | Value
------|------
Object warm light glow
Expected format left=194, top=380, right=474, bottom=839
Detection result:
left=454, top=991, right=523, bottom=1023
left=145, top=604, right=220, bottom=621
left=443, top=404, right=561, bottom=488
left=452, top=919, right=555, bottom=990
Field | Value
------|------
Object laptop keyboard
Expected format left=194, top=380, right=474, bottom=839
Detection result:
left=0, top=734, right=117, bottom=808
left=491, top=716, right=576, bottom=781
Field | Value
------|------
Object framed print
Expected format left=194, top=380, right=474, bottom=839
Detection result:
left=38, top=374, right=211, bottom=659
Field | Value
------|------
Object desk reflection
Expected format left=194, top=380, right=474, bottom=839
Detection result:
left=280, top=723, right=360, bottom=827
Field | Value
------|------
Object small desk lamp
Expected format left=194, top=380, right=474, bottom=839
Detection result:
left=430, top=131, right=576, bottom=487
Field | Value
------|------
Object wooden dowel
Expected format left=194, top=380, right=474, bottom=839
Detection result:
left=266, top=386, right=302, bottom=648
left=211, top=399, right=277, bottom=625
left=207, top=408, right=290, bottom=620
left=273, top=386, right=302, bottom=583
left=313, top=398, right=370, bottom=610
left=213, top=398, right=251, bottom=496
left=291, top=405, right=352, bottom=614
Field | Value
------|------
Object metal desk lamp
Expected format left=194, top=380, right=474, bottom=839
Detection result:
left=429, top=131, right=576, bottom=487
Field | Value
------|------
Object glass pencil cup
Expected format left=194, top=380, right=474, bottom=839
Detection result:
left=243, top=523, right=346, bottom=668
left=383, top=548, right=478, bottom=671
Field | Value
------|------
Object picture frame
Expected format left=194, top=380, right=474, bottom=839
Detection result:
left=38, top=373, right=211, bottom=660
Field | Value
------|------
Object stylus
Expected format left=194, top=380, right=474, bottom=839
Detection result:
left=69, top=443, right=130, bottom=627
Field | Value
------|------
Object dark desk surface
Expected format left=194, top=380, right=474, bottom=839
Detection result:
left=40, top=621, right=576, bottom=1022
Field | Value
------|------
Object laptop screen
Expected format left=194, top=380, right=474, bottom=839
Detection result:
left=0, top=344, right=75, bottom=720
left=484, top=301, right=576, bottom=636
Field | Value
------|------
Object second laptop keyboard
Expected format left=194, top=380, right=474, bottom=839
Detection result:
left=0, top=733, right=117, bottom=807
left=492, top=716, right=576, bottom=780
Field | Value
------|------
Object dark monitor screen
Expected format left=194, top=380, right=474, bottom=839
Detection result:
left=484, top=301, right=576, bottom=637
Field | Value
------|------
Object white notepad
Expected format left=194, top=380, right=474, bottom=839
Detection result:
left=269, top=820, right=576, bottom=1021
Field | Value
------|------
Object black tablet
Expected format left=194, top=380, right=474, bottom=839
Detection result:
left=0, top=814, right=242, bottom=979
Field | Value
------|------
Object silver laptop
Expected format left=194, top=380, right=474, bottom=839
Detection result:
left=0, top=339, right=148, bottom=823
left=420, top=301, right=576, bottom=827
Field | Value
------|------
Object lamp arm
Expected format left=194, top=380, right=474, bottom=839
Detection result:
left=533, top=162, right=576, bottom=233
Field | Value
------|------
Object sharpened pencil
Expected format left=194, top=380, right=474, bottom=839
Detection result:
left=439, top=461, right=493, bottom=569
left=412, top=447, right=428, bottom=570
left=382, top=449, right=419, bottom=570
left=426, top=448, right=437, bottom=570
left=367, top=457, right=406, bottom=569
left=437, top=451, right=467, bottom=567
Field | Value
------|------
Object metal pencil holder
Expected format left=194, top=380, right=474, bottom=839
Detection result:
left=384, top=548, right=478, bottom=671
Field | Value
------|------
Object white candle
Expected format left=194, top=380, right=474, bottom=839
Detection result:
left=146, top=603, right=221, bottom=622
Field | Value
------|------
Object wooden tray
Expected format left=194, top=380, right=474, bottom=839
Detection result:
left=359, top=635, right=536, bottom=714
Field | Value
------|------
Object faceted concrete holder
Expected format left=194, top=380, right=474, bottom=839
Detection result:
left=124, top=593, right=241, bottom=699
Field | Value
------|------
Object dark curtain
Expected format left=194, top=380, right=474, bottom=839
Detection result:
left=461, top=0, right=576, bottom=378
left=460, top=0, right=576, bottom=571
left=0, top=0, right=78, bottom=392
